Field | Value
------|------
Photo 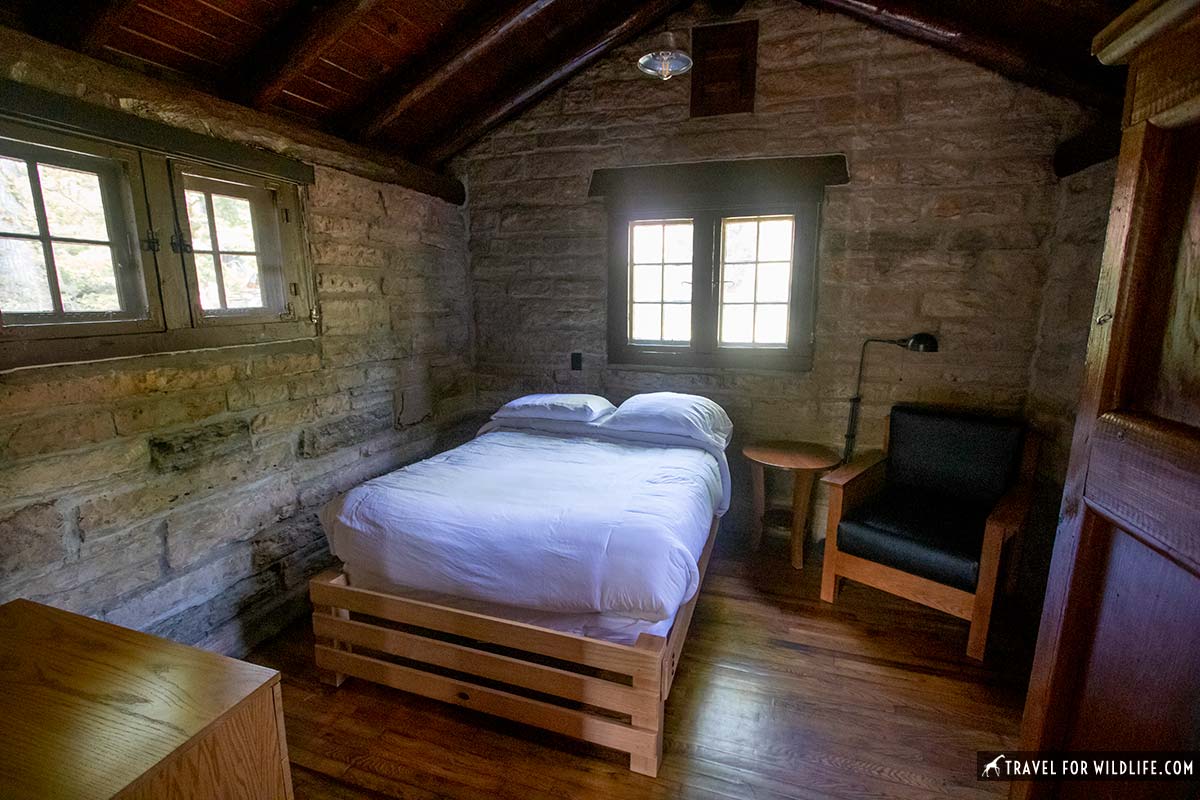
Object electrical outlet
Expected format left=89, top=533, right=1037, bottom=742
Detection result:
left=570, top=352, right=582, bottom=371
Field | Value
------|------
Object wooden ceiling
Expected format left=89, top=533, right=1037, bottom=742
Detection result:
left=2, top=0, right=1130, bottom=173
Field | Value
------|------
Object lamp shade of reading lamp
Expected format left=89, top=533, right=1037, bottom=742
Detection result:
left=842, top=332, right=939, bottom=462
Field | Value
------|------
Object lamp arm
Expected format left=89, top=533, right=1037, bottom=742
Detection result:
left=844, top=337, right=906, bottom=462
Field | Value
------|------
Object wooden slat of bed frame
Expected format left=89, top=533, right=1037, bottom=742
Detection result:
left=655, top=515, right=717, bottom=698
left=309, top=578, right=663, bottom=679
left=313, top=646, right=660, bottom=758
left=311, top=613, right=652, bottom=714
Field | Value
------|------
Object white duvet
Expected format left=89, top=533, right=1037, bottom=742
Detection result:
left=320, top=421, right=728, bottom=622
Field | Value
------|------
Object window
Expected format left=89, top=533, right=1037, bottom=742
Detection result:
left=719, top=214, right=794, bottom=347
left=629, top=219, right=693, bottom=344
left=172, top=163, right=291, bottom=324
left=608, top=203, right=819, bottom=370
left=0, top=136, right=157, bottom=337
left=593, top=156, right=845, bottom=371
left=0, top=119, right=313, bottom=369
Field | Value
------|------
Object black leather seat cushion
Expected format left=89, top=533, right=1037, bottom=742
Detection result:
left=838, top=488, right=991, bottom=592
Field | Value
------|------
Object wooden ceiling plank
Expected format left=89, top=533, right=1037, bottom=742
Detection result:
left=244, top=0, right=387, bottom=110
left=78, top=0, right=143, bottom=56
left=792, top=0, right=1123, bottom=112
left=417, top=0, right=685, bottom=164
left=354, top=0, right=559, bottom=141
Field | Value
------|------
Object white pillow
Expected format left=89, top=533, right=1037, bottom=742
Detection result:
left=604, top=392, right=733, bottom=449
left=491, top=393, right=616, bottom=423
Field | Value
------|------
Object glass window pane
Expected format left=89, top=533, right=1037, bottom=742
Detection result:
left=723, top=220, right=757, bottom=262
left=756, top=261, right=791, bottom=302
left=212, top=194, right=256, bottom=252
left=631, top=263, right=662, bottom=302
left=722, top=263, right=754, bottom=303
left=631, top=303, right=661, bottom=341
left=755, top=304, right=789, bottom=344
left=39, top=164, right=110, bottom=242
left=54, top=242, right=120, bottom=312
left=0, top=236, right=52, bottom=312
left=758, top=217, right=794, bottom=261
left=662, top=263, right=691, bottom=302
left=663, top=222, right=692, bottom=263
left=221, top=254, right=263, bottom=308
left=662, top=304, right=691, bottom=342
left=721, top=304, right=753, bottom=344
left=194, top=253, right=221, bottom=309
left=0, top=157, right=38, bottom=235
left=185, top=190, right=212, bottom=250
left=631, top=223, right=663, bottom=264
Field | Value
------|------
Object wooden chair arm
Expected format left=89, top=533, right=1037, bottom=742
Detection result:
left=985, top=480, right=1035, bottom=543
left=822, top=450, right=887, bottom=513
left=821, top=450, right=886, bottom=487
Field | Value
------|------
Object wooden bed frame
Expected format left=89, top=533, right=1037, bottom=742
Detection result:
left=308, top=517, right=718, bottom=777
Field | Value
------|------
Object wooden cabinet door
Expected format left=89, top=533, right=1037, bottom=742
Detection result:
left=1015, top=5, right=1200, bottom=800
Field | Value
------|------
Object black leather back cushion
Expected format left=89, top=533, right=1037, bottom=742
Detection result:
left=887, top=405, right=1024, bottom=504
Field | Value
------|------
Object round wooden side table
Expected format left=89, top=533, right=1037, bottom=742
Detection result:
left=742, top=440, right=841, bottom=569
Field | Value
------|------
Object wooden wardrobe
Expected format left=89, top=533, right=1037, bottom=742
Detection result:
left=1016, top=1, right=1200, bottom=799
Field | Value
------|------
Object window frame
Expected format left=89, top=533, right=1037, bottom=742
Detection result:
left=0, top=120, right=165, bottom=341
left=167, top=160, right=299, bottom=327
left=607, top=196, right=821, bottom=371
left=0, top=119, right=316, bottom=370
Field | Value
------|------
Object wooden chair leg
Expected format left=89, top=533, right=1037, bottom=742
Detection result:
left=1003, top=533, right=1025, bottom=597
left=967, top=532, right=1004, bottom=660
left=820, top=488, right=842, bottom=603
left=314, top=604, right=350, bottom=687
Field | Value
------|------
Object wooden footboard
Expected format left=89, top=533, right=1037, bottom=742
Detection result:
left=308, top=517, right=718, bottom=777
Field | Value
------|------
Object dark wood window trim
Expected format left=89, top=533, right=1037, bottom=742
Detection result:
left=592, top=156, right=848, bottom=372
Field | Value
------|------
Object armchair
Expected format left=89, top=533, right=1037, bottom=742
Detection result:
left=820, top=404, right=1037, bottom=660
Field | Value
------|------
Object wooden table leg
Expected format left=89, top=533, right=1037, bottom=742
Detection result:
left=750, top=462, right=765, bottom=552
left=790, top=470, right=816, bottom=570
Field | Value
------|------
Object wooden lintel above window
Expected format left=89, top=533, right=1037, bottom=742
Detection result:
left=588, top=155, right=850, bottom=210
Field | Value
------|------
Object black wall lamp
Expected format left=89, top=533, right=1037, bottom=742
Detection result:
left=842, top=332, right=939, bottom=462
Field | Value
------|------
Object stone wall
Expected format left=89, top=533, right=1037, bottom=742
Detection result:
left=453, top=0, right=1106, bottom=541
left=0, top=45, right=473, bottom=656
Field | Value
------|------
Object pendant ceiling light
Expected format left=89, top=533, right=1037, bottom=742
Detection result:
left=637, top=31, right=693, bottom=80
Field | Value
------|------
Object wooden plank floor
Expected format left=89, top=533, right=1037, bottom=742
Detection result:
left=247, top=536, right=1030, bottom=799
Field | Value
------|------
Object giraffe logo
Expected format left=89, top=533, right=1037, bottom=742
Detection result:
left=982, top=754, right=1006, bottom=778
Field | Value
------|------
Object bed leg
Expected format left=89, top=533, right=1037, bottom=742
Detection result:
left=629, top=641, right=664, bottom=777
left=314, top=604, right=350, bottom=688
left=629, top=699, right=664, bottom=777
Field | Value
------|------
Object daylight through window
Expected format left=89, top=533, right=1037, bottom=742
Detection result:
left=0, top=148, right=143, bottom=324
left=719, top=215, right=794, bottom=346
left=629, top=219, right=693, bottom=344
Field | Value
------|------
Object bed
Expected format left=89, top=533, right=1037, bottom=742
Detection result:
left=310, top=392, right=731, bottom=776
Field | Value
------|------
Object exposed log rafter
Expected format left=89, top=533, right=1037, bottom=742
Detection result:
left=353, top=0, right=559, bottom=142
left=793, top=0, right=1125, bottom=114
left=418, top=0, right=685, bottom=164
left=240, top=0, right=386, bottom=110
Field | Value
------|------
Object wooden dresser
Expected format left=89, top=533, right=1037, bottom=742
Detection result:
left=0, top=599, right=294, bottom=800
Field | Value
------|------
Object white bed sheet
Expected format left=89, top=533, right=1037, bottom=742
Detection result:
left=320, top=425, right=726, bottom=624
